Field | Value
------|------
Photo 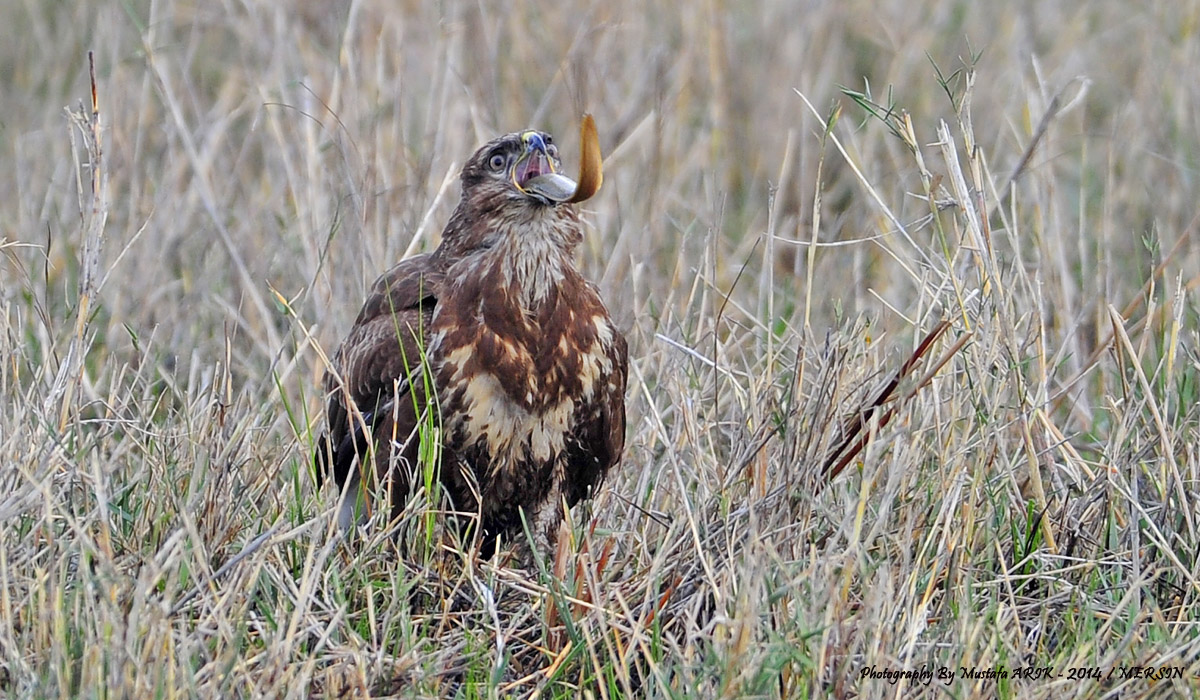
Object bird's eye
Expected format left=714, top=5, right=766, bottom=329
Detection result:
left=488, top=153, right=507, bottom=171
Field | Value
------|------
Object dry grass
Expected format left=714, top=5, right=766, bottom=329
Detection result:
left=3, top=1, right=1200, bottom=698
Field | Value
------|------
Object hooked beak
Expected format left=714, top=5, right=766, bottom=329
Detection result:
left=512, top=131, right=573, bottom=204
left=512, top=115, right=604, bottom=204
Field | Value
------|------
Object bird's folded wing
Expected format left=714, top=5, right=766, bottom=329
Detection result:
left=316, top=254, right=443, bottom=488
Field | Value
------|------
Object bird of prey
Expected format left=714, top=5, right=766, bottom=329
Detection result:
left=315, top=117, right=627, bottom=559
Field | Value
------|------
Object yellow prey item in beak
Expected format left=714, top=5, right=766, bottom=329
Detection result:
left=567, top=114, right=602, bottom=203
left=514, top=116, right=604, bottom=204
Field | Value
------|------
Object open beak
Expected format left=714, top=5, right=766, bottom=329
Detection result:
left=512, top=131, right=572, bottom=203
left=513, top=115, right=604, bottom=204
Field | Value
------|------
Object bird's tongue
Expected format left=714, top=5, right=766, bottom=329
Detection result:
left=517, top=151, right=578, bottom=202
left=515, top=151, right=553, bottom=187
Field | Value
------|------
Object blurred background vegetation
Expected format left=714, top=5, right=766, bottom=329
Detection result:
left=7, top=1, right=1197, bottom=366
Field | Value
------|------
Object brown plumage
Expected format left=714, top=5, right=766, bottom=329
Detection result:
left=315, top=125, right=627, bottom=559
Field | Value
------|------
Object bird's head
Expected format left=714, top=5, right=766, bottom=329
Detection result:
left=459, top=116, right=603, bottom=209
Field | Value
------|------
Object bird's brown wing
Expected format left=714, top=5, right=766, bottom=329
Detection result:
left=564, top=327, right=629, bottom=506
left=315, top=254, right=443, bottom=503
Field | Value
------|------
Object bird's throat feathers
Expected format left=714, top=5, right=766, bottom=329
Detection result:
left=461, top=206, right=584, bottom=311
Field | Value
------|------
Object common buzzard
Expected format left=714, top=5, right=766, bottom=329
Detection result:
left=315, top=117, right=627, bottom=559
